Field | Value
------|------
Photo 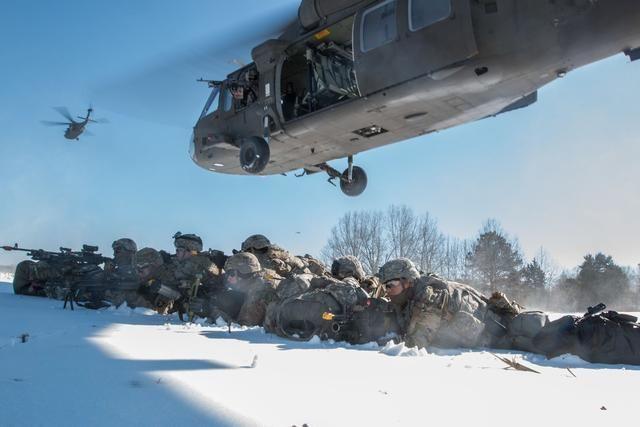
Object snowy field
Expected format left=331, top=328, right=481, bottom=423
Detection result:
left=1, top=280, right=638, bottom=427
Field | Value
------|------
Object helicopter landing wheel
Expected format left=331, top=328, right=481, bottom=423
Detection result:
left=240, top=136, right=270, bottom=174
left=340, top=165, right=367, bottom=197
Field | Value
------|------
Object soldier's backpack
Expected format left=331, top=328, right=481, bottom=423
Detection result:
left=533, top=305, right=640, bottom=365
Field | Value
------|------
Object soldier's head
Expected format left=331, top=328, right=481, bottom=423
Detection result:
left=173, top=232, right=203, bottom=260
left=331, top=256, right=365, bottom=281
left=112, top=238, right=138, bottom=267
left=378, top=258, right=420, bottom=298
left=241, top=234, right=271, bottom=253
left=135, top=247, right=163, bottom=280
left=224, top=252, right=261, bottom=286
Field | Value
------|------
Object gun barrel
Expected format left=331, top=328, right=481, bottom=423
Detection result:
left=2, top=245, right=30, bottom=252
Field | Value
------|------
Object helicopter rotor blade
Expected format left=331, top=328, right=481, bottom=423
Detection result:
left=53, top=106, right=74, bottom=122
left=92, top=2, right=298, bottom=128
left=41, top=120, right=71, bottom=127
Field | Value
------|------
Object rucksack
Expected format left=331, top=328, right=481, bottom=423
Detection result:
left=533, top=305, right=640, bottom=365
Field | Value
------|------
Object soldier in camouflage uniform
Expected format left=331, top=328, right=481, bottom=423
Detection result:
left=171, top=232, right=223, bottom=295
left=379, top=258, right=640, bottom=364
left=330, top=256, right=384, bottom=298
left=13, top=259, right=57, bottom=296
left=379, top=258, right=511, bottom=350
left=102, top=238, right=139, bottom=307
left=240, top=234, right=308, bottom=280
left=134, top=247, right=182, bottom=313
left=221, top=252, right=278, bottom=327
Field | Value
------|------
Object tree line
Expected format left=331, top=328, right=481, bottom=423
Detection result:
left=322, top=205, right=640, bottom=311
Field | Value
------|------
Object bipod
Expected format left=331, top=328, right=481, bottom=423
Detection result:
left=63, top=290, right=76, bottom=311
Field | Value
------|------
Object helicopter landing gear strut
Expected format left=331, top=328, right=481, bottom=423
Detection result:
left=318, top=155, right=368, bottom=197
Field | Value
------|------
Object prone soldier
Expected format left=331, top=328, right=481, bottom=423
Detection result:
left=240, top=234, right=308, bottom=280
left=219, top=252, right=278, bottom=327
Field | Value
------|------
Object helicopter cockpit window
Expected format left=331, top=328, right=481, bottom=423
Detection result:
left=409, top=0, right=452, bottom=32
left=200, top=86, right=220, bottom=118
left=361, top=0, right=397, bottom=52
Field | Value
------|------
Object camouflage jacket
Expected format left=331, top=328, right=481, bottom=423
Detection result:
left=167, top=254, right=223, bottom=295
left=397, top=274, right=492, bottom=349
left=252, top=245, right=308, bottom=278
left=229, top=275, right=278, bottom=327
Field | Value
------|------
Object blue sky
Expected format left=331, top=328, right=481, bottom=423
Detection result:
left=1, top=0, right=639, bottom=269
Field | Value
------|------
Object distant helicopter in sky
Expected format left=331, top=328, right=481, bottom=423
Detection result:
left=42, top=106, right=106, bottom=141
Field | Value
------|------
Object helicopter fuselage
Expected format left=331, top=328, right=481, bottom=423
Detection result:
left=64, top=122, right=86, bottom=140
left=192, top=0, right=640, bottom=176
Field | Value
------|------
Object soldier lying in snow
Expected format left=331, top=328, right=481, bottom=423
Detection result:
left=378, top=258, right=640, bottom=366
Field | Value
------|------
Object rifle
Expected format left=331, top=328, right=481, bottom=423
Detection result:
left=178, top=274, right=204, bottom=322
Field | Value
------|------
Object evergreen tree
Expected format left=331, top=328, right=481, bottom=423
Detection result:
left=575, top=253, right=630, bottom=309
left=465, top=220, right=523, bottom=294
left=522, top=259, right=546, bottom=291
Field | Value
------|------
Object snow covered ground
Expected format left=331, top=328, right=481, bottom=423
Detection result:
left=0, top=272, right=13, bottom=283
left=1, top=281, right=638, bottom=426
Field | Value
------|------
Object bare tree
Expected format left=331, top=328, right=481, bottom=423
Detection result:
left=386, top=205, right=419, bottom=260
left=441, top=237, right=472, bottom=281
left=321, top=210, right=387, bottom=274
left=414, top=212, right=445, bottom=273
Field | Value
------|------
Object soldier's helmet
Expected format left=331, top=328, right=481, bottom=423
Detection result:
left=378, top=258, right=420, bottom=284
left=241, top=234, right=271, bottom=251
left=331, top=256, right=365, bottom=281
left=112, top=238, right=137, bottom=253
left=135, top=248, right=163, bottom=269
left=225, top=252, right=262, bottom=275
left=173, top=232, right=203, bottom=252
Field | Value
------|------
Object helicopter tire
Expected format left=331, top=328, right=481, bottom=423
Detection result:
left=340, top=166, right=368, bottom=197
left=240, top=137, right=270, bottom=174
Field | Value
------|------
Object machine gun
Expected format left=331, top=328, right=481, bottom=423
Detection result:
left=2, top=243, right=123, bottom=310
left=2, top=243, right=112, bottom=265
left=321, top=298, right=401, bottom=345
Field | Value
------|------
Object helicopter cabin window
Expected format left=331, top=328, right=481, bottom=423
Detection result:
left=409, top=0, right=452, bottom=32
left=361, top=0, right=397, bottom=52
left=280, top=14, right=360, bottom=122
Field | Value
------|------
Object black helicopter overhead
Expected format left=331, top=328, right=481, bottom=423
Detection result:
left=42, top=106, right=105, bottom=141
left=185, top=0, right=640, bottom=196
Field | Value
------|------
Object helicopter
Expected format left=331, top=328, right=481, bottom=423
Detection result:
left=188, top=0, right=640, bottom=196
left=42, top=106, right=105, bottom=141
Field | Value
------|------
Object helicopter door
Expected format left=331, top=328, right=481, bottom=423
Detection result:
left=353, top=0, right=477, bottom=95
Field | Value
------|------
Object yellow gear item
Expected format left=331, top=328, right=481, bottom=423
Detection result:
left=322, top=312, right=336, bottom=321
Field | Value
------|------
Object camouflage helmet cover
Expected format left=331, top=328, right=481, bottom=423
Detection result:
left=112, top=238, right=137, bottom=253
left=135, top=248, right=163, bottom=269
left=173, top=232, right=203, bottom=252
left=378, top=258, right=420, bottom=283
left=225, top=252, right=262, bottom=275
left=241, top=234, right=271, bottom=251
left=331, top=256, right=365, bottom=281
